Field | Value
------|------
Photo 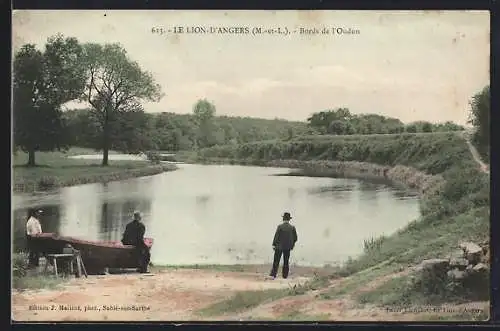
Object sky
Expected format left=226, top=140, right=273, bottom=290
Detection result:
left=12, top=10, right=489, bottom=125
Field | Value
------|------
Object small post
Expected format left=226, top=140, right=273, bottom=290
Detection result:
left=75, top=252, right=87, bottom=278
left=54, top=258, right=58, bottom=278
left=81, top=257, right=88, bottom=278
left=43, top=256, right=50, bottom=274
left=75, top=254, right=82, bottom=278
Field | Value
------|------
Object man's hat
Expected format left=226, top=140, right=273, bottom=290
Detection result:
left=31, top=209, right=43, bottom=216
left=282, top=212, right=292, bottom=220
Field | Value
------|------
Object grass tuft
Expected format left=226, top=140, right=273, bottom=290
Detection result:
left=198, top=273, right=331, bottom=317
left=12, top=253, right=65, bottom=290
left=197, top=288, right=289, bottom=316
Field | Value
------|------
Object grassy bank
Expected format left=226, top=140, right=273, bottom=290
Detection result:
left=12, top=253, right=65, bottom=291
left=178, top=132, right=490, bottom=305
left=12, top=148, right=177, bottom=193
left=197, top=273, right=331, bottom=317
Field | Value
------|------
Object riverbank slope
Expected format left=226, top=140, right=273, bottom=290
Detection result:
left=12, top=148, right=177, bottom=194
left=174, top=132, right=490, bottom=306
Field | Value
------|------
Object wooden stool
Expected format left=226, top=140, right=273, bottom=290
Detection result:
left=44, top=253, right=88, bottom=278
left=74, top=251, right=88, bottom=278
left=44, top=254, right=75, bottom=277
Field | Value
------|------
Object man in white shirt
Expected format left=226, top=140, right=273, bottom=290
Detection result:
left=26, top=209, right=43, bottom=268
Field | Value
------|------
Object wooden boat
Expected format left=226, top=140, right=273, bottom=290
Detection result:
left=30, top=233, right=153, bottom=274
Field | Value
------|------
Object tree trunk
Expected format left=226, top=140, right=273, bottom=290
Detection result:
left=102, top=144, right=109, bottom=166
left=101, top=108, right=110, bottom=166
left=27, top=149, right=36, bottom=167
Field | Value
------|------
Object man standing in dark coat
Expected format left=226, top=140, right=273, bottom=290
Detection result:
left=269, top=212, right=298, bottom=279
left=122, top=211, right=151, bottom=273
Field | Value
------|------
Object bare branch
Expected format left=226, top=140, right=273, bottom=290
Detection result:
left=86, top=67, right=98, bottom=109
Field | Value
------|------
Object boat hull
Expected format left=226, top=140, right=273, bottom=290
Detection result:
left=30, top=233, right=153, bottom=274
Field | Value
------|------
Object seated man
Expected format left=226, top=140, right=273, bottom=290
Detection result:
left=122, top=211, right=151, bottom=273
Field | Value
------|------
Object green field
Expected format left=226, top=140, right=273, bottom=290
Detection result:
left=12, top=148, right=175, bottom=193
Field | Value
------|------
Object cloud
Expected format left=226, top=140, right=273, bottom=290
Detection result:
left=13, top=10, right=489, bottom=125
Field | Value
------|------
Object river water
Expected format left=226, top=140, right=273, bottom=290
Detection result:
left=12, top=160, right=420, bottom=267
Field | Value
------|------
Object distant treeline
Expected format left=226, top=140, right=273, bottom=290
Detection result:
left=305, top=108, right=464, bottom=135
left=64, top=108, right=312, bottom=153
left=64, top=104, right=465, bottom=154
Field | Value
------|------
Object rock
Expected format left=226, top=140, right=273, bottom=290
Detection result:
left=481, top=251, right=490, bottom=264
left=449, top=257, right=469, bottom=270
left=415, top=259, right=450, bottom=280
left=479, top=240, right=489, bottom=249
left=447, top=268, right=467, bottom=281
left=472, top=263, right=489, bottom=273
left=459, top=242, right=482, bottom=254
left=418, top=258, right=450, bottom=271
left=449, top=249, right=466, bottom=260
left=480, top=243, right=490, bottom=264
left=459, top=242, right=483, bottom=264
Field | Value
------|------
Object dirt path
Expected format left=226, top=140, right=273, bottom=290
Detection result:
left=11, top=268, right=309, bottom=321
left=12, top=267, right=488, bottom=322
left=461, top=131, right=489, bottom=174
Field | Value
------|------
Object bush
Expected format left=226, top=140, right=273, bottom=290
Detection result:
left=13, top=253, right=29, bottom=278
left=145, top=151, right=161, bottom=164
left=363, top=235, right=387, bottom=252
left=37, top=176, right=60, bottom=190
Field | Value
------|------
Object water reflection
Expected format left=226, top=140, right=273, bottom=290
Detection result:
left=391, top=189, right=420, bottom=200
left=306, top=182, right=356, bottom=202
left=12, top=182, right=153, bottom=251
left=99, top=199, right=152, bottom=242
left=12, top=164, right=421, bottom=266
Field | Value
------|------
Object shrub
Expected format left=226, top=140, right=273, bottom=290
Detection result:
left=363, top=235, right=387, bottom=254
left=13, top=253, right=29, bottom=278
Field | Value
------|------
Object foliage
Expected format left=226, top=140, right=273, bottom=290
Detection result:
left=356, top=264, right=489, bottom=307
left=192, top=99, right=218, bottom=148
left=13, top=34, right=86, bottom=166
left=13, top=253, right=29, bottom=278
left=468, top=85, right=490, bottom=161
left=306, top=108, right=464, bottom=135
left=12, top=253, right=65, bottom=290
left=196, top=132, right=471, bottom=176
left=363, top=235, right=388, bottom=254
left=65, top=110, right=313, bottom=152
left=79, top=42, right=163, bottom=165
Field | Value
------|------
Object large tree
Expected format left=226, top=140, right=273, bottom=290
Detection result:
left=306, top=108, right=352, bottom=134
left=80, top=43, right=163, bottom=166
left=13, top=34, right=86, bottom=166
left=193, top=99, right=217, bottom=148
left=468, top=85, right=490, bottom=160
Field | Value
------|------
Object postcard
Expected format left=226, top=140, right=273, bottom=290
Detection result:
left=11, top=10, right=490, bottom=322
